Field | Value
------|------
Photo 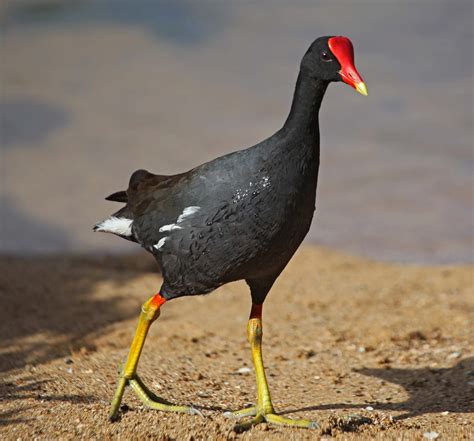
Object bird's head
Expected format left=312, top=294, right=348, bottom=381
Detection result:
left=301, top=36, right=368, bottom=96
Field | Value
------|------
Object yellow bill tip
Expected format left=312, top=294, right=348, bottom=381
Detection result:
left=355, top=81, right=368, bottom=96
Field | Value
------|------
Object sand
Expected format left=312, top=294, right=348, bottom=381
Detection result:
left=1, top=246, right=473, bottom=440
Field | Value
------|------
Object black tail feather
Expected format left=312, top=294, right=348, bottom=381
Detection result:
left=105, top=190, right=128, bottom=203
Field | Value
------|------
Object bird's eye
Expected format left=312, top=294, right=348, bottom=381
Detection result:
left=320, top=51, right=331, bottom=62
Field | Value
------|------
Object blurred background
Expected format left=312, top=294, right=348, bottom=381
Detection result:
left=1, top=0, right=472, bottom=263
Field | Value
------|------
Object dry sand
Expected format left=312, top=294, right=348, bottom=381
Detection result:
left=1, top=246, right=473, bottom=440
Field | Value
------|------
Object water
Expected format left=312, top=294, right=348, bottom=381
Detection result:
left=1, top=0, right=472, bottom=263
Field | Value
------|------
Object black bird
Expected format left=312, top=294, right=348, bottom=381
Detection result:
left=94, top=35, right=367, bottom=431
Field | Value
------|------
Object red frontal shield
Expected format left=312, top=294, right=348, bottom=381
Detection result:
left=328, top=36, right=367, bottom=96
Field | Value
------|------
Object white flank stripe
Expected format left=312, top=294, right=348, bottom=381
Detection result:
left=95, top=217, right=133, bottom=236
left=154, top=237, right=167, bottom=250
left=154, top=206, right=200, bottom=252
left=159, top=224, right=182, bottom=232
left=177, top=206, right=200, bottom=223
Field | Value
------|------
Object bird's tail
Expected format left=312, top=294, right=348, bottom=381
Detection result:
left=105, top=190, right=128, bottom=203
left=93, top=169, right=155, bottom=240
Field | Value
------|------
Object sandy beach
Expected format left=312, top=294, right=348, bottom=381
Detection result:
left=1, top=246, right=472, bottom=439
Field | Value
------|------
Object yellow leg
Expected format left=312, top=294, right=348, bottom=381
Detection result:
left=228, top=304, right=318, bottom=432
left=109, top=293, right=201, bottom=421
left=248, top=310, right=275, bottom=415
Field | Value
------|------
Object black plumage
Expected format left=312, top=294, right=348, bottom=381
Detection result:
left=95, top=37, right=355, bottom=304
left=96, top=35, right=368, bottom=429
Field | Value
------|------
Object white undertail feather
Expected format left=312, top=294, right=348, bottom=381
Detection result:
left=94, top=217, right=133, bottom=236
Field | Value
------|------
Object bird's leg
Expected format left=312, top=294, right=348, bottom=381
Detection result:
left=109, top=293, right=201, bottom=421
left=229, top=303, right=318, bottom=432
left=248, top=304, right=274, bottom=415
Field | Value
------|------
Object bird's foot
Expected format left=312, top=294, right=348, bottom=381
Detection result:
left=109, top=373, right=202, bottom=421
left=224, top=406, right=318, bottom=432
left=223, top=406, right=257, bottom=419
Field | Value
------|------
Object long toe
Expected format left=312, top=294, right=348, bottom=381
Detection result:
left=109, top=377, right=129, bottom=422
left=265, top=413, right=319, bottom=429
left=129, top=377, right=203, bottom=416
left=232, top=411, right=319, bottom=433
left=223, top=406, right=257, bottom=419
left=233, top=414, right=265, bottom=433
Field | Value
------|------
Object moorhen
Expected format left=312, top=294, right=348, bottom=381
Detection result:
left=95, top=35, right=367, bottom=431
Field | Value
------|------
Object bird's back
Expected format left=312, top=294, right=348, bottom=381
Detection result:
left=97, top=132, right=319, bottom=299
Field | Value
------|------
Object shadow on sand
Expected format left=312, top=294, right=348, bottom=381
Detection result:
left=282, top=357, right=474, bottom=420
left=355, top=359, right=474, bottom=418
left=0, top=253, right=157, bottom=374
left=0, top=252, right=161, bottom=427
left=0, top=377, right=98, bottom=426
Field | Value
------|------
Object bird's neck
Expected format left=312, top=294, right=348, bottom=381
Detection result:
left=282, top=72, right=329, bottom=139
